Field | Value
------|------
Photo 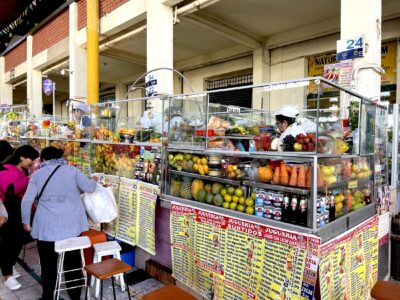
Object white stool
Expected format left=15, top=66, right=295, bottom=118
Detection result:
left=91, top=241, right=125, bottom=298
left=54, top=236, right=91, bottom=300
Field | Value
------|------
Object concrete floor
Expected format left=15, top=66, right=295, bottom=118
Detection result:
left=0, top=242, right=165, bottom=300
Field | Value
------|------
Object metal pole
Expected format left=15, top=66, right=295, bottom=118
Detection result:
left=53, top=82, right=56, bottom=122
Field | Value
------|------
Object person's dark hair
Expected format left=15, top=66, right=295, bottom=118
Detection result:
left=0, top=140, right=14, bottom=162
left=40, top=146, right=64, bottom=161
left=275, top=114, right=296, bottom=126
left=4, top=145, right=39, bottom=166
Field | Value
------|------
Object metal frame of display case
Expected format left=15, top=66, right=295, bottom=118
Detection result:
left=161, top=77, right=381, bottom=243
left=390, top=104, right=400, bottom=211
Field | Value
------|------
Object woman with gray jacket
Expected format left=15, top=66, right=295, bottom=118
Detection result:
left=21, top=146, right=97, bottom=300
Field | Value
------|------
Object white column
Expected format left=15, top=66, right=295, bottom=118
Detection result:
left=252, top=47, right=270, bottom=110
left=146, top=0, right=173, bottom=112
left=341, top=0, right=382, bottom=100
left=0, top=57, right=13, bottom=104
left=69, top=2, right=87, bottom=100
left=27, top=35, right=43, bottom=114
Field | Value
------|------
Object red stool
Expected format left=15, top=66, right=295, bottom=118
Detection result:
left=82, top=230, right=107, bottom=266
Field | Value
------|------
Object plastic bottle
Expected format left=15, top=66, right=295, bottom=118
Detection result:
left=329, top=192, right=336, bottom=222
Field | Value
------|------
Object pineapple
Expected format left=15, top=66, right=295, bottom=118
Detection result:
left=180, top=177, right=193, bottom=199
left=171, top=176, right=182, bottom=197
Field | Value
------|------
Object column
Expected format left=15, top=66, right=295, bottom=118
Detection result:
left=252, top=47, right=270, bottom=110
left=0, top=57, right=13, bottom=104
left=69, top=2, right=87, bottom=100
left=26, top=35, right=43, bottom=115
left=146, top=0, right=173, bottom=113
left=341, top=0, right=382, bottom=99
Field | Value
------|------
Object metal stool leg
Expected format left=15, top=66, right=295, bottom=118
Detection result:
left=54, top=251, right=65, bottom=300
left=115, top=252, right=125, bottom=291
left=91, top=251, right=100, bottom=287
left=100, top=279, right=103, bottom=300
left=124, top=274, right=131, bottom=300
left=85, top=275, right=90, bottom=300
left=80, top=248, right=90, bottom=300
left=111, top=276, right=116, bottom=300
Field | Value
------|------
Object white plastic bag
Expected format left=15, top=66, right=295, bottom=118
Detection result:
left=83, top=183, right=117, bottom=223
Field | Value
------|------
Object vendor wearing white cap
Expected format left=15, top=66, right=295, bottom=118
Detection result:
left=72, top=102, right=90, bottom=129
left=271, top=106, right=306, bottom=150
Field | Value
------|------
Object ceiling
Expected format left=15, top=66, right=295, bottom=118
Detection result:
left=98, top=0, right=400, bottom=84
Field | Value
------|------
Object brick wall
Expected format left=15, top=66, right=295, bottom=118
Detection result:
left=4, top=40, right=27, bottom=72
left=32, top=8, right=69, bottom=56
left=78, top=0, right=129, bottom=30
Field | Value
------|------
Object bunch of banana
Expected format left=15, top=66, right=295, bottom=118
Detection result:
left=227, top=125, right=248, bottom=135
left=6, top=112, right=18, bottom=120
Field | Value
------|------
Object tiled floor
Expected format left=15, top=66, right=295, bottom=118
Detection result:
left=0, top=242, right=165, bottom=300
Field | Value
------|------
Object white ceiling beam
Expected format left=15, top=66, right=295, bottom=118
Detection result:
left=175, top=45, right=252, bottom=71
left=101, top=49, right=146, bottom=66
left=264, top=17, right=339, bottom=49
left=163, top=0, right=185, bottom=6
left=183, top=12, right=262, bottom=49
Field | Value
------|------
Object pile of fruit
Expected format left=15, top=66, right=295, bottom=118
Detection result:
left=168, top=153, right=209, bottom=175
left=257, top=162, right=311, bottom=188
left=225, top=164, right=246, bottom=179
left=94, top=124, right=119, bottom=142
left=333, top=187, right=371, bottom=216
left=170, top=177, right=255, bottom=215
left=293, top=133, right=316, bottom=152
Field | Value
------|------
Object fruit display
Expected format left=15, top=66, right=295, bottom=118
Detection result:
left=94, top=124, right=118, bottom=142
left=293, top=133, right=316, bottom=152
left=169, top=153, right=210, bottom=175
left=257, top=161, right=311, bottom=189
left=207, top=116, right=231, bottom=134
left=170, top=176, right=255, bottom=215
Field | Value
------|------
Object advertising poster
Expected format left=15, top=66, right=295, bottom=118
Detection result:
left=323, top=61, right=354, bottom=89
left=115, top=178, right=138, bottom=245
left=136, top=182, right=158, bottom=255
left=170, top=202, right=320, bottom=300
left=319, top=216, right=378, bottom=300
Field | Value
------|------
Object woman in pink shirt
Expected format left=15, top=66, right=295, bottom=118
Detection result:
left=0, top=145, right=39, bottom=291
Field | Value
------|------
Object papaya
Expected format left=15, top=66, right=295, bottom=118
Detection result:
left=272, top=166, right=280, bottom=185
left=192, top=179, right=205, bottom=200
left=289, top=165, right=298, bottom=186
left=280, top=162, right=289, bottom=185
left=306, top=165, right=312, bottom=188
left=257, top=166, right=273, bottom=183
left=297, top=164, right=306, bottom=188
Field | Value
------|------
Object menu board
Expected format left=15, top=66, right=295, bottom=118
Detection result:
left=115, top=178, right=138, bottom=245
left=319, top=216, right=378, bottom=300
left=170, top=202, right=320, bottom=300
left=136, top=182, right=158, bottom=255
left=91, top=173, right=120, bottom=237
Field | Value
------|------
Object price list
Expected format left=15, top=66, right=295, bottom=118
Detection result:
left=115, top=178, right=138, bottom=245
left=170, top=203, right=320, bottom=300
left=136, top=182, right=158, bottom=255
left=319, top=216, right=378, bottom=300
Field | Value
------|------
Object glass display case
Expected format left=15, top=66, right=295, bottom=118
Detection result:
left=0, top=104, right=26, bottom=143
left=161, top=77, right=379, bottom=242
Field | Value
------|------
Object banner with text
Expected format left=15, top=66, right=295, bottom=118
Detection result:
left=319, top=216, right=378, bottom=300
left=170, top=202, right=320, bottom=300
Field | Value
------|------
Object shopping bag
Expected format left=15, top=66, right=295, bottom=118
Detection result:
left=83, top=183, right=117, bottom=223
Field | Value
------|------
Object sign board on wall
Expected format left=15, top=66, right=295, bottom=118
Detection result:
left=308, top=41, right=397, bottom=93
left=336, top=36, right=364, bottom=60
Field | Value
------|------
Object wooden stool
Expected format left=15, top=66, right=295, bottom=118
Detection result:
left=84, top=258, right=132, bottom=300
left=371, top=281, right=400, bottom=300
left=142, top=285, right=196, bottom=300
left=91, top=241, right=125, bottom=298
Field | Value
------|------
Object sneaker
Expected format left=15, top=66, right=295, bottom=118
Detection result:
left=4, top=276, right=22, bottom=290
left=13, top=267, right=21, bottom=279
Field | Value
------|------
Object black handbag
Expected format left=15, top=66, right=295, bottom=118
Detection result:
left=30, top=165, right=61, bottom=226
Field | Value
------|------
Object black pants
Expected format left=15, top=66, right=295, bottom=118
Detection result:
left=0, top=194, right=25, bottom=277
left=37, top=240, right=83, bottom=300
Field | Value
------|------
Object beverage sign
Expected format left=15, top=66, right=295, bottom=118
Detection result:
left=42, top=79, right=54, bottom=96
left=336, top=36, right=364, bottom=60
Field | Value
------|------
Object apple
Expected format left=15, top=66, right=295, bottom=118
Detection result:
left=294, top=143, right=302, bottom=151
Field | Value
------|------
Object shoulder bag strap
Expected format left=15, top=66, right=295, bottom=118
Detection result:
left=36, top=165, right=62, bottom=201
